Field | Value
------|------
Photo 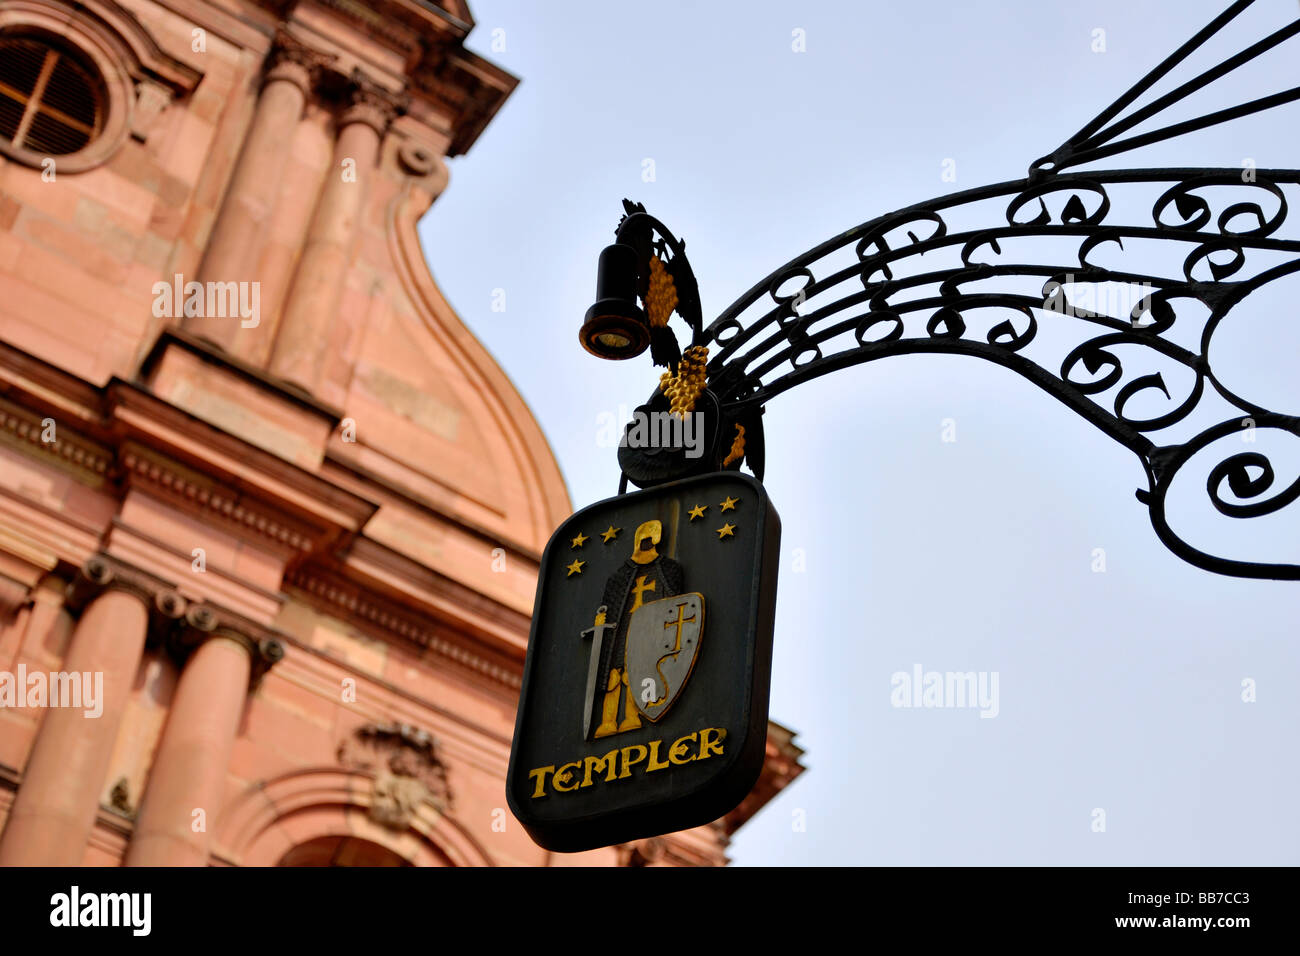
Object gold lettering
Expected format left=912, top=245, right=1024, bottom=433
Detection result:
left=668, top=732, right=697, bottom=764
left=554, top=761, right=581, bottom=792
left=528, top=765, right=556, bottom=798
left=581, top=751, right=618, bottom=787
left=697, top=727, right=727, bottom=760
left=618, top=743, right=648, bottom=778
left=646, top=739, right=670, bottom=772
left=531, top=727, right=727, bottom=796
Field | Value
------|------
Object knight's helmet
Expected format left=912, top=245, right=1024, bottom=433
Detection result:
left=631, top=519, right=662, bottom=565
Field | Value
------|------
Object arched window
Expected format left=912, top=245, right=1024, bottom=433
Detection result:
left=0, top=34, right=105, bottom=155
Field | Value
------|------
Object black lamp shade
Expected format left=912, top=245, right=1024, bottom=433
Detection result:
left=580, top=243, right=650, bottom=359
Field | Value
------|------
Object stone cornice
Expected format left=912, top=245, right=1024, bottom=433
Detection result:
left=310, top=0, right=426, bottom=57
left=0, top=337, right=108, bottom=433
left=0, top=395, right=112, bottom=487
left=341, top=535, right=531, bottom=654
left=297, top=0, right=473, bottom=50
left=140, top=329, right=345, bottom=424
left=287, top=565, right=522, bottom=688
left=267, top=0, right=514, bottom=156
left=0, top=338, right=378, bottom=557
left=323, top=452, right=544, bottom=566
left=0, top=336, right=538, bottom=661
left=107, top=378, right=380, bottom=553
left=119, top=443, right=320, bottom=554
left=410, top=44, right=517, bottom=157
left=0, top=524, right=59, bottom=576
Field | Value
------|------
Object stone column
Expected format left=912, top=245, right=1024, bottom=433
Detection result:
left=0, top=560, right=155, bottom=866
left=268, top=75, right=396, bottom=394
left=187, top=37, right=323, bottom=355
left=125, top=610, right=282, bottom=866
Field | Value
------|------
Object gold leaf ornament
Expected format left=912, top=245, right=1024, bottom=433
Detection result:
left=722, top=424, right=746, bottom=467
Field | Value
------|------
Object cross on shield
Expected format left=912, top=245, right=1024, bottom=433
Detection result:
left=625, top=592, right=705, bottom=722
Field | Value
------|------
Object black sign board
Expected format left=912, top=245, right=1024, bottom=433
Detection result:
left=507, top=471, right=781, bottom=852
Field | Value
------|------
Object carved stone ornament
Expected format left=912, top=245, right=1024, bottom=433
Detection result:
left=108, top=777, right=134, bottom=817
left=397, top=139, right=439, bottom=176
left=337, top=722, right=452, bottom=829
left=265, top=31, right=336, bottom=95
left=64, top=555, right=166, bottom=623
left=130, top=80, right=172, bottom=143
left=340, top=71, right=405, bottom=134
left=161, top=603, right=286, bottom=690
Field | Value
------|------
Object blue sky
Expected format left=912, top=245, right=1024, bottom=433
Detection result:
left=423, top=0, right=1300, bottom=864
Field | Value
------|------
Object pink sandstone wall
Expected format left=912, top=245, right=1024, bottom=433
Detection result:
left=0, top=0, right=801, bottom=868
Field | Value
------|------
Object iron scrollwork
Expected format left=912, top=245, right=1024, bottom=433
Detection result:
left=598, top=0, right=1300, bottom=580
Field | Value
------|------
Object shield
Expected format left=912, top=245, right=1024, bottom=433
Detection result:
left=624, top=592, right=705, bottom=722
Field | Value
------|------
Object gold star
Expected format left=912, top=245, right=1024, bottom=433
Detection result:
left=716, top=523, right=736, bottom=540
left=688, top=504, right=707, bottom=521
left=720, top=495, right=740, bottom=512
left=570, top=531, right=589, bottom=549
left=565, top=559, right=585, bottom=577
left=601, top=526, right=621, bottom=543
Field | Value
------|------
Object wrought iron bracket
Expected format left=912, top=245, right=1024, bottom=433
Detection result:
left=593, top=0, right=1300, bottom=580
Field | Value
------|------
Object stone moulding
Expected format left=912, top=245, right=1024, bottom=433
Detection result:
left=0, top=396, right=112, bottom=486
left=0, top=0, right=202, bottom=172
left=214, top=766, right=492, bottom=867
left=287, top=566, right=523, bottom=689
left=119, top=445, right=318, bottom=553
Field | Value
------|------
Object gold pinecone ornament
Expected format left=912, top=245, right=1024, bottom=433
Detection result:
left=658, top=344, right=709, bottom=418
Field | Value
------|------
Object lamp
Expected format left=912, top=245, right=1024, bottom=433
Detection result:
left=579, top=242, right=650, bottom=359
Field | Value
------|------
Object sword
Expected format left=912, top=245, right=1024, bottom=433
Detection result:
left=580, top=605, right=616, bottom=739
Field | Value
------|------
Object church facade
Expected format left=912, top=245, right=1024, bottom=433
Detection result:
left=0, top=0, right=802, bottom=866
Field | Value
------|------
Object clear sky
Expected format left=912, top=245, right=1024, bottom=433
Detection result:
left=422, top=0, right=1300, bottom=865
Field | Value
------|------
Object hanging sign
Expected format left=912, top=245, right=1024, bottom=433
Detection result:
left=507, top=471, right=781, bottom=852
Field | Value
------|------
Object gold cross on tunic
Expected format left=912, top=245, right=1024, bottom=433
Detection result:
left=630, top=575, right=656, bottom=611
